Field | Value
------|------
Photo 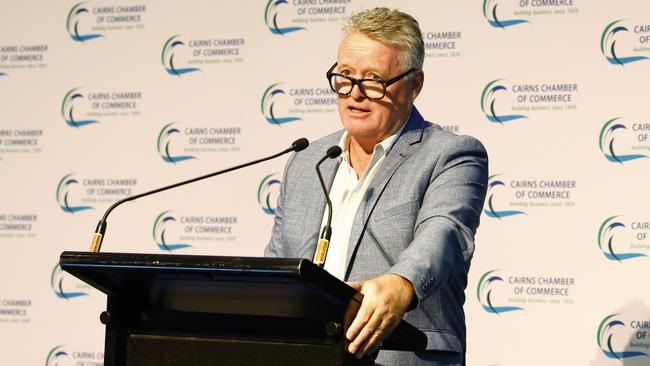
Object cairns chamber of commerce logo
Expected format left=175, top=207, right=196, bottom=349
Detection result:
left=598, top=216, right=648, bottom=262
left=261, top=83, right=303, bottom=125
left=258, top=173, right=281, bottom=215
left=56, top=174, right=93, bottom=214
left=484, top=175, right=525, bottom=219
left=601, top=20, right=649, bottom=66
left=264, top=0, right=305, bottom=35
left=66, top=2, right=103, bottom=42
left=599, top=118, right=648, bottom=163
left=153, top=211, right=192, bottom=252
left=61, top=88, right=98, bottom=128
left=157, top=123, right=196, bottom=164
left=483, top=0, right=529, bottom=29
left=162, top=35, right=200, bottom=76
left=597, top=314, right=650, bottom=360
left=45, top=345, right=70, bottom=366
left=51, top=264, right=89, bottom=300
left=481, top=80, right=527, bottom=124
left=477, top=270, right=524, bottom=314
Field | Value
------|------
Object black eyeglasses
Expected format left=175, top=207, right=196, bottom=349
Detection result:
left=326, top=62, right=416, bottom=100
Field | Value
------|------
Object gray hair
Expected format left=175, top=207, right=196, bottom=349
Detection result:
left=343, top=7, right=424, bottom=72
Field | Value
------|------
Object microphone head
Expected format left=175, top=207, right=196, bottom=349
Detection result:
left=291, top=138, right=309, bottom=152
left=326, top=146, right=343, bottom=159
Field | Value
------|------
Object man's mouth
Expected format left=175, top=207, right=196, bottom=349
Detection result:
left=347, top=105, right=371, bottom=114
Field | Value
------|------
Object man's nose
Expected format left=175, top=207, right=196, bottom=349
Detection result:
left=349, top=83, right=365, bottom=100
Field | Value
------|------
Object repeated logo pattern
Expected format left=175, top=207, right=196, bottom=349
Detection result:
left=161, top=35, right=200, bottom=76
left=483, top=0, right=529, bottom=29
left=257, top=173, right=281, bottom=215
left=152, top=211, right=192, bottom=251
left=56, top=174, right=93, bottom=213
left=484, top=175, right=525, bottom=219
left=61, top=88, right=98, bottom=128
left=264, top=0, right=305, bottom=35
left=157, top=123, right=196, bottom=163
left=66, top=2, right=103, bottom=42
left=481, top=80, right=527, bottom=124
left=261, top=83, right=303, bottom=125
left=477, top=270, right=524, bottom=314
left=597, top=314, right=649, bottom=359
left=601, top=20, right=649, bottom=65
left=598, top=118, right=648, bottom=163
left=598, top=216, right=648, bottom=261
left=50, top=264, right=88, bottom=299
left=45, top=345, right=69, bottom=366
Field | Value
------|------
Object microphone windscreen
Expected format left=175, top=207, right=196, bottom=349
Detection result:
left=326, top=146, right=343, bottom=159
left=292, top=138, right=309, bottom=152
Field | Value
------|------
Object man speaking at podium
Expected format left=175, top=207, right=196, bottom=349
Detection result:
left=265, top=7, right=488, bottom=366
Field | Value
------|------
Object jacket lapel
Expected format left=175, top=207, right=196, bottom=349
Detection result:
left=344, top=108, right=426, bottom=278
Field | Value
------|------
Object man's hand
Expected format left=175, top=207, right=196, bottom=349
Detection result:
left=346, top=273, right=416, bottom=359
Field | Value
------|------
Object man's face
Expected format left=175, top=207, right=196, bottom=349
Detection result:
left=336, top=32, right=422, bottom=145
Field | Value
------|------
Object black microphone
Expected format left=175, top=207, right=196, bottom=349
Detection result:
left=89, top=137, right=310, bottom=252
left=313, top=145, right=342, bottom=267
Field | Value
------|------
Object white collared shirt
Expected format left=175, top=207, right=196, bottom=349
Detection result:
left=321, top=124, right=406, bottom=280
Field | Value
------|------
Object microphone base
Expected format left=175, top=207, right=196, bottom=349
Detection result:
left=313, top=238, right=330, bottom=267
left=89, top=233, right=103, bottom=253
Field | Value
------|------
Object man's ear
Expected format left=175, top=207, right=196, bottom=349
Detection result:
left=411, top=70, right=424, bottom=101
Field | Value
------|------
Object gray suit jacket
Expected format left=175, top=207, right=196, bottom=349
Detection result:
left=265, top=107, right=488, bottom=360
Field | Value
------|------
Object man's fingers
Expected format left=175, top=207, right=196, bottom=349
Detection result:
left=346, top=302, right=372, bottom=342
left=360, top=326, right=385, bottom=357
left=345, top=274, right=415, bottom=358
left=347, top=280, right=363, bottom=291
left=348, top=309, right=383, bottom=355
left=349, top=319, right=376, bottom=352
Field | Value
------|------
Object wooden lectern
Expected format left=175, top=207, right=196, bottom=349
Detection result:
left=60, top=251, right=426, bottom=366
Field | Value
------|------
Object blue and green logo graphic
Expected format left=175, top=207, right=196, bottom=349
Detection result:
left=484, top=175, right=525, bottom=219
left=61, top=88, right=98, bottom=128
left=157, top=123, right=196, bottom=164
left=601, top=20, right=649, bottom=66
left=264, top=0, right=305, bottom=35
left=599, top=118, right=648, bottom=163
left=597, top=314, right=649, bottom=360
left=598, top=216, right=648, bottom=262
left=258, top=173, right=281, bottom=215
left=162, top=35, right=200, bottom=76
left=45, top=345, right=70, bottom=366
left=261, top=83, right=303, bottom=125
left=66, top=2, right=103, bottom=42
left=153, top=211, right=192, bottom=251
left=483, top=0, right=529, bottom=29
left=481, top=80, right=527, bottom=124
left=477, top=270, right=523, bottom=314
left=56, top=174, right=93, bottom=213
left=51, top=263, right=89, bottom=299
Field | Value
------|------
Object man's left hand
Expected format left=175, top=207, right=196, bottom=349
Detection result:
left=346, top=273, right=416, bottom=359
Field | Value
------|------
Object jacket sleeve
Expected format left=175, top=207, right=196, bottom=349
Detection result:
left=263, top=152, right=298, bottom=258
left=388, top=135, right=488, bottom=301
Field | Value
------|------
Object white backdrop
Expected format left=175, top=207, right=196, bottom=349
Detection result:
left=0, top=1, right=649, bottom=365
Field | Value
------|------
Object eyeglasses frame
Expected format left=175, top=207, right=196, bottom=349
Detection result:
left=325, top=62, right=417, bottom=100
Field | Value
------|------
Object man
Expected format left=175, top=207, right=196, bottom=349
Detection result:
left=265, top=7, right=488, bottom=366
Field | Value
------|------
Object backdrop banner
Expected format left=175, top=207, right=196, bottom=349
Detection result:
left=0, top=1, right=648, bottom=365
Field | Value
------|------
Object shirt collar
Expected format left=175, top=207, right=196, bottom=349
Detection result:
left=337, top=112, right=410, bottom=163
